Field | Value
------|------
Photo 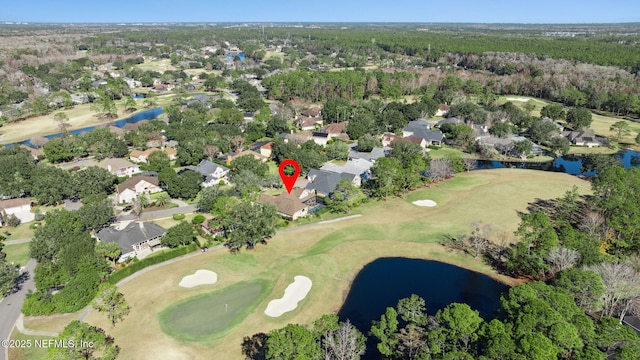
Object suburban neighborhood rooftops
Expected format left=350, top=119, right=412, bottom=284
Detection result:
left=348, top=146, right=387, bottom=162
left=97, top=158, right=138, bottom=171
left=301, top=107, right=321, bottom=117
left=96, top=221, right=166, bottom=253
left=117, top=176, right=159, bottom=193
left=259, top=193, right=308, bottom=217
left=0, top=197, right=31, bottom=210
left=320, top=158, right=373, bottom=176
left=306, top=169, right=356, bottom=196
left=192, top=160, right=229, bottom=176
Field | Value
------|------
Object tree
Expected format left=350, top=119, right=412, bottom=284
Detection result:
left=368, top=157, right=402, bottom=198
left=230, top=155, right=268, bottom=178
left=48, top=320, right=119, bottom=360
left=71, top=166, right=117, bottom=199
left=587, top=262, right=640, bottom=322
left=266, top=114, right=289, bottom=137
left=545, top=247, right=579, bottom=278
left=147, top=149, right=171, bottom=172
left=325, top=179, right=365, bottom=213
left=549, top=136, right=571, bottom=156
left=512, top=139, right=533, bottom=158
left=435, top=303, right=483, bottom=353
left=522, top=101, right=536, bottom=116
left=553, top=268, right=604, bottom=313
left=225, top=202, right=278, bottom=251
left=163, top=170, right=202, bottom=200
left=326, top=141, right=349, bottom=161
left=265, top=324, right=323, bottom=360
left=370, top=307, right=399, bottom=357
left=92, top=283, right=130, bottom=327
left=610, top=121, right=631, bottom=141
left=0, top=259, right=19, bottom=296
left=396, top=294, right=428, bottom=326
left=53, top=112, right=70, bottom=133
left=527, top=119, right=560, bottom=144
left=566, top=107, right=593, bottom=130
left=78, top=198, right=115, bottom=231
left=357, top=134, right=381, bottom=152
left=323, top=320, right=366, bottom=360
left=154, top=192, right=171, bottom=207
left=95, top=241, right=121, bottom=266
left=161, top=221, right=196, bottom=248
left=540, top=103, right=566, bottom=120
left=123, top=95, right=137, bottom=112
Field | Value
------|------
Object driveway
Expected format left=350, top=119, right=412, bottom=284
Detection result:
left=0, top=259, right=36, bottom=360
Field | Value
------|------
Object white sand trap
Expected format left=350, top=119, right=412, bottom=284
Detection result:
left=412, top=199, right=437, bottom=207
left=505, top=97, right=529, bottom=102
left=179, top=270, right=218, bottom=288
left=264, top=276, right=312, bottom=317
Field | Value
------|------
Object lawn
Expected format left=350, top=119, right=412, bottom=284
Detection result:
left=427, top=146, right=476, bottom=160
left=7, top=331, right=51, bottom=360
left=1, top=222, right=35, bottom=241
left=3, top=242, right=30, bottom=266
left=589, top=113, right=640, bottom=145
left=158, top=280, right=270, bottom=341
left=79, top=169, right=590, bottom=360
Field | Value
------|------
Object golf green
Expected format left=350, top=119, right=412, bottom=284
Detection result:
left=159, top=280, right=268, bottom=341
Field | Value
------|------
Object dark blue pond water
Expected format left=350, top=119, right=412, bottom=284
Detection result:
left=337, top=258, right=507, bottom=359
left=132, top=93, right=146, bottom=99
left=476, top=150, right=640, bottom=176
left=13, top=107, right=163, bottom=147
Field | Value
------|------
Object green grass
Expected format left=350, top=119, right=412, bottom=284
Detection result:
left=437, top=174, right=490, bottom=191
left=8, top=331, right=51, bottom=360
left=428, top=146, right=476, bottom=160
left=3, top=242, right=30, bottom=266
left=2, top=222, right=35, bottom=241
left=158, top=280, right=270, bottom=341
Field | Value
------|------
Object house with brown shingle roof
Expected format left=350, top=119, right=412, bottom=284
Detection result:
left=301, top=107, right=322, bottom=118
left=97, top=158, right=141, bottom=177
left=117, top=176, right=161, bottom=203
left=259, top=192, right=310, bottom=220
left=0, top=197, right=34, bottom=225
left=294, top=117, right=323, bottom=131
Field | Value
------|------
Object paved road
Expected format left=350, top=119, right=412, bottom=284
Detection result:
left=0, top=259, right=36, bottom=360
left=117, top=204, right=197, bottom=222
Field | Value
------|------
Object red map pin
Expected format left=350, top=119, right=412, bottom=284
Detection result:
left=278, top=159, right=301, bottom=194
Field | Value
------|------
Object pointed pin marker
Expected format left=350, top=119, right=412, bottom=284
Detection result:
left=278, top=159, right=301, bottom=194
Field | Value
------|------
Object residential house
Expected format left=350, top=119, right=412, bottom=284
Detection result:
left=249, top=141, right=273, bottom=158
left=96, top=222, right=166, bottom=262
left=436, top=117, right=465, bottom=127
left=190, top=160, right=230, bottom=186
left=402, top=120, right=445, bottom=145
left=259, top=192, right=310, bottom=220
left=320, top=158, right=374, bottom=185
left=123, top=77, right=142, bottom=88
left=108, top=126, right=125, bottom=138
left=19, top=145, right=43, bottom=160
left=0, top=197, right=34, bottom=225
left=435, top=104, right=450, bottom=117
left=164, top=147, right=177, bottom=160
left=348, top=145, right=387, bottom=162
left=301, top=107, right=322, bottom=118
left=122, top=120, right=149, bottom=132
left=90, top=79, right=108, bottom=88
left=382, top=133, right=427, bottom=149
left=117, top=176, right=161, bottom=203
left=97, top=158, right=141, bottom=177
left=563, top=129, right=602, bottom=147
left=542, top=118, right=564, bottom=132
left=222, top=150, right=268, bottom=166
left=71, top=93, right=89, bottom=104
left=306, top=169, right=358, bottom=197
left=320, top=121, right=349, bottom=140
left=203, top=219, right=225, bottom=238
left=477, top=135, right=543, bottom=156
left=294, top=117, right=323, bottom=131
left=281, top=131, right=313, bottom=144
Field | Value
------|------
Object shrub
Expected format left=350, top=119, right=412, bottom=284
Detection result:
left=192, top=214, right=206, bottom=225
left=172, top=213, right=185, bottom=220
left=108, top=243, right=198, bottom=284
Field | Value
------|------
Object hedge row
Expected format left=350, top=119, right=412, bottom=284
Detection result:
left=108, top=243, right=199, bottom=284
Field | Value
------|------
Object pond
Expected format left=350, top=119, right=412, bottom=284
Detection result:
left=16, top=107, right=163, bottom=147
left=476, top=150, right=640, bottom=176
left=337, top=257, right=507, bottom=359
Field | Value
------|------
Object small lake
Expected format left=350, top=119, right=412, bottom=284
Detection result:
left=15, top=107, right=163, bottom=147
left=476, top=150, right=640, bottom=176
left=337, top=258, right=507, bottom=359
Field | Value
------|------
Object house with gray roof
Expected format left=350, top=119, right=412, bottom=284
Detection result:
left=320, top=158, right=374, bottom=185
left=402, top=120, right=445, bottom=145
left=190, top=159, right=230, bottom=186
left=348, top=145, right=387, bottom=162
left=95, top=221, right=166, bottom=262
left=306, top=169, right=357, bottom=197
left=562, top=129, right=603, bottom=148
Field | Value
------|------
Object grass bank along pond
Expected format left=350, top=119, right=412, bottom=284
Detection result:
left=338, top=257, right=508, bottom=359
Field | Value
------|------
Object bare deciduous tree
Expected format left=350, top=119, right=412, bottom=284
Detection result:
left=546, top=247, right=579, bottom=278
left=429, top=158, right=453, bottom=181
left=587, top=262, right=640, bottom=323
left=323, top=320, right=366, bottom=360
left=462, top=158, right=477, bottom=172
left=396, top=324, right=426, bottom=359
left=468, top=222, right=492, bottom=258
left=579, top=211, right=606, bottom=239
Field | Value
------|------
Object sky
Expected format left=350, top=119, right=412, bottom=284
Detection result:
left=1, top=0, right=639, bottom=24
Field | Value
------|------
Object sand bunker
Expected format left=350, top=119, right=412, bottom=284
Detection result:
left=264, top=276, right=312, bottom=317
left=412, top=199, right=437, bottom=207
left=179, top=270, right=218, bottom=288
left=505, top=97, right=529, bottom=102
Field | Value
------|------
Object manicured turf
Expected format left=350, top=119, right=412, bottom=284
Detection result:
left=79, top=169, right=592, bottom=360
left=158, top=280, right=269, bottom=341
left=3, top=242, right=30, bottom=266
